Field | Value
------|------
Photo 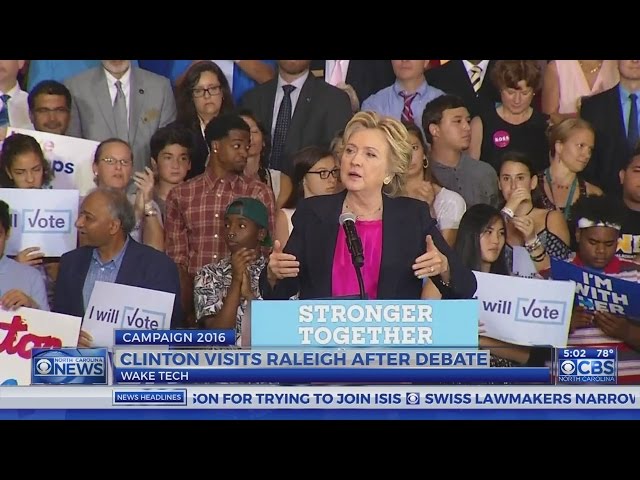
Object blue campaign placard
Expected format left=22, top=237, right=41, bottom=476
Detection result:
left=250, top=299, right=479, bottom=348
left=550, top=258, right=640, bottom=320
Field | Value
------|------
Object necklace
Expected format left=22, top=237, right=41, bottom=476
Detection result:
left=516, top=205, right=535, bottom=217
left=579, top=61, right=602, bottom=75
left=545, top=168, right=578, bottom=220
left=344, top=202, right=382, bottom=219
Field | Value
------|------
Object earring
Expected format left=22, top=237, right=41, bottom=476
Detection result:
left=383, top=176, right=392, bottom=185
left=423, top=156, right=429, bottom=169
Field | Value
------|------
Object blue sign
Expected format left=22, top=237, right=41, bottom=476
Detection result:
left=550, top=258, right=640, bottom=320
left=556, top=347, right=617, bottom=385
left=31, top=348, right=108, bottom=385
left=251, top=300, right=479, bottom=347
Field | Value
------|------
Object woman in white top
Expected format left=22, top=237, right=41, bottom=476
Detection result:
left=274, top=146, right=339, bottom=247
left=403, top=122, right=466, bottom=246
left=238, top=109, right=293, bottom=209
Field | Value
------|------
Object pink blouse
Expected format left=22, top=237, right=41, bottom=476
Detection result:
left=331, top=219, right=383, bottom=300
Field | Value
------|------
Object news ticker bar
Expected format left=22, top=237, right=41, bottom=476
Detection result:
left=0, top=386, right=639, bottom=409
left=112, top=367, right=550, bottom=384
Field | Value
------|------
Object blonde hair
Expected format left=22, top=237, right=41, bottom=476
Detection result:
left=548, top=117, right=594, bottom=156
left=343, top=111, right=412, bottom=197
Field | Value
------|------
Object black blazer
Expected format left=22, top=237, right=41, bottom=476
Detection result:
left=310, top=60, right=396, bottom=108
left=240, top=72, right=353, bottom=175
left=580, top=83, right=630, bottom=195
left=425, top=61, right=500, bottom=118
left=260, top=190, right=477, bottom=300
left=167, top=119, right=209, bottom=179
left=53, top=238, right=183, bottom=328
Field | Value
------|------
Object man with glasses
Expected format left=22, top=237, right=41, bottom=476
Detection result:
left=64, top=60, right=176, bottom=175
left=28, top=80, right=72, bottom=135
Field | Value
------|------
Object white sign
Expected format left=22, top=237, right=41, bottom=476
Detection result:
left=473, top=271, right=576, bottom=347
left=6, top=127, right=98, bottom=196
left=83, top=281, right=175, bottom=349
left=511, top=245, right=540, bottom=279
left=0, top=307, right=82, bottom=385
left=0, top=188, right=79, bottom=257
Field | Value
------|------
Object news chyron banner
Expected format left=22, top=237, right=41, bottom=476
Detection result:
left=6, top=127, right=98, bottom=196
left=0, top=307, right=82, bottom=385
left=105, top=300, right=548, bottom=385
left=0, top=188, right=79, bottom=257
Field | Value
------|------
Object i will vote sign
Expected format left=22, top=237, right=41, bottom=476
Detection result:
left=550, top=258, right=640, bottom=320
left=7, top=128, right=98, bottom=196
left=473, top=271, right=575, bottom=347
left=83, top=281, right=175, bottom=349
left=0, top=188, right=79, bottom=257
left=251, top=299, right=479, bottom=348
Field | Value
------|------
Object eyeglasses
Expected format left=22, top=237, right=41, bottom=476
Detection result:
left=192, top=86, right=222, bottom=98
left=307, top=168, right=339, bottom=180
left=100, top=157, right=132, bottom=167
left=33, top=107, right=70, bottom=115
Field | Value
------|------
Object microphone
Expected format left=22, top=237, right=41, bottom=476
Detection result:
left=339, top=212, right=366, bottom=300
left=339, top=212, right=364, bottom=268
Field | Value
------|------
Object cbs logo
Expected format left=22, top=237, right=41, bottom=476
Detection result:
left=560, top=361, right=576, bottom=375
left=36, top=359, right=52, bottom=375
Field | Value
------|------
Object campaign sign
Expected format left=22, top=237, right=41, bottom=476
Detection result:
left=473, top=271, right=575, bottom=347
left=550, top=258, right=640, bottom=320
left=0, top=307, right=82, bottom=386
left=251, top=300, right=479, bottom=348
left=6, top=127, right=98, bottom=196
left=83, top=281, right=175, bottom=349
left=556, top=347, right=617, bottom=385
left=31, top=348, right=108, bottom=385
left=0, top=188, right=79, bottom=257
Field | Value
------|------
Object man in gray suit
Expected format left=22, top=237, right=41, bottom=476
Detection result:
left=65, top=60, right=176, bottom=173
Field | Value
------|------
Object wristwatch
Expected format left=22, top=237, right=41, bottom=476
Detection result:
left=144, top=202, right=157, bottom=217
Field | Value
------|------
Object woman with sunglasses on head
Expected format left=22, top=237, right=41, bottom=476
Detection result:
left=274, top=146, right=339, bottom=248
left=403, top=122, right=466, bottom=247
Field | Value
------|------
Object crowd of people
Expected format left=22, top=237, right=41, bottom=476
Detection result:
left=0, top=59, right=639, bottom=380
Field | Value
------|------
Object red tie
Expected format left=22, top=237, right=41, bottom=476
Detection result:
left=400, top=91, right=418, bottom=123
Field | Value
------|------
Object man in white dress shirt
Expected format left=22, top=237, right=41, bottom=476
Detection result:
left=0, top=60, right=34, bottom=140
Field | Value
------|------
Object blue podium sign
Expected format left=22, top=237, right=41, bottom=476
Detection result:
left=251, top=300, right=479, bottom=348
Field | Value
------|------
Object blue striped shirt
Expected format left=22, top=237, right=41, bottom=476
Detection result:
left=82, top=238, right=130, bottom=309
left=0, top=255, right=49, bottom=311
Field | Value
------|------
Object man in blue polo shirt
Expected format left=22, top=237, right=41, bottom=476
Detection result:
left=0, top=200, right=49, bottom=311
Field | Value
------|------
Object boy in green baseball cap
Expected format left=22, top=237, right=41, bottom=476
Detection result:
left=194, top=197, right=272, bottom=342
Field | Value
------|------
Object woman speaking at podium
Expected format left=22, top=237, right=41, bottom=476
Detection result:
left=260, top=111, right=477, bottom=300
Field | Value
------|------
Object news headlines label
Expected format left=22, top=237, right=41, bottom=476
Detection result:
left=31, top=348, right=108, bottom=385
left=1, top=386, right=640, bottom=410
left=251, top=300, right=479, bottom=347
left=0, top=188, right=80, bottom=257
left=112, top=389, right=186, bottom=406
left=114, top=329, right=235, bottom=347
left=556, top=347, right=617, bottom=385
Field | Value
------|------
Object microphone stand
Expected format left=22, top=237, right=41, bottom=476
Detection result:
left=351, top=254, right=366, bottom=301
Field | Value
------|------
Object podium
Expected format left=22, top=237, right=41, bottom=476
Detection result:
left=249, top=299, right=479, bottom=348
